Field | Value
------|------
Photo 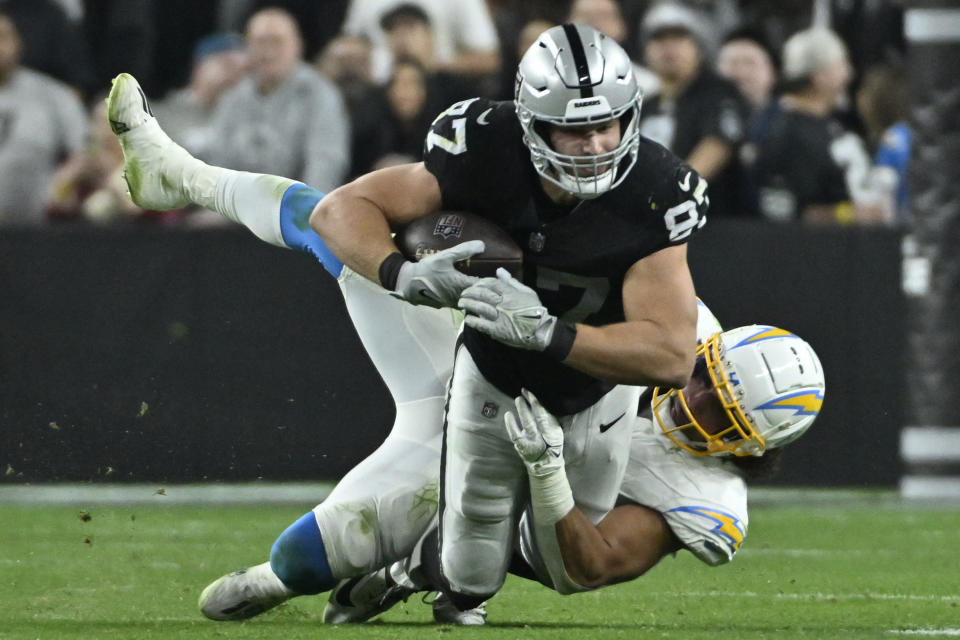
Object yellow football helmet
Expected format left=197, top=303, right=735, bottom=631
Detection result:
left=653, top=326, right=825, bottom=457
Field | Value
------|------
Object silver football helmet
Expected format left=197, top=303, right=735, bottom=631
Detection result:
left=653, top=326, right=825, bottom=457
left=515, top=23, right=642, bottom=198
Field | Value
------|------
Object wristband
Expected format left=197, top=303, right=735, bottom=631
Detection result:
left=528, top=465, right=576, bottom=525
left=545, top=320, right=577, bottom=361
left=378, top=252, right=407, bottom=290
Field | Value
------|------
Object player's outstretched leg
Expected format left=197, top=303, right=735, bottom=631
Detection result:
left=198, top=562, right=295, bottom=621
left=106, top=73, right=224, bottom=211
left=199, top=511, right=341, bottom=621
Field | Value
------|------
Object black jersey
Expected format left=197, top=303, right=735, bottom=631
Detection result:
left=638, top=68, right=747, bottom=218
left=639, top=68, right=745, bottom=160
left=423, top=97, right=708, bottom=415
left=752, top=107, right=850, bottom=221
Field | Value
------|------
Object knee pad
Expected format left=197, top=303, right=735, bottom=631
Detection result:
left=269, top=512, right=336, bottom=594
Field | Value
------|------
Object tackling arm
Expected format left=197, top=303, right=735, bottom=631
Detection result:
left=563, top=243, right=698, bottom=388
left=554, top=502, right=682, bottom=588
left=506, top=392, right=682, bottom=591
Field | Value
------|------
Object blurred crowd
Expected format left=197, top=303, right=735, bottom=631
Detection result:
left=0, top=0, right=910, bottom=228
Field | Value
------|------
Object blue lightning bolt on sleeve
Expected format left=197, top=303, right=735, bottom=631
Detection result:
left=278, top=184, right=344, bottom=278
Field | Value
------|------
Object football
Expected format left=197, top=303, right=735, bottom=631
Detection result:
left=396, top=211, right=523, bottom=278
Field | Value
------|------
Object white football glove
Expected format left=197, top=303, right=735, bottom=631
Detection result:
left=504, top=389, right=574, bottom=525
left=393, top=240, right=484, bottom=308
left=505, top=388, right=565, bottom=475
left=459, top=268, right=558, bottom=351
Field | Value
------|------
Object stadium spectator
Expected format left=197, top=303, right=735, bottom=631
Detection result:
left=750, top=27, right=878, bottom=224
left=386, top=58, right=440, bottom=167
left=150, top=32, right=248, bottom=158
left=378, top=4, right=479, bottom=115
left=717, top=26, right=780, bottom=218
left=342, top=0, right=500, bottom=86
left=637, top=1, right=747, bottom=217
left=717, top=26, right=778, bottom=116
left=328, top=6, right=480, bottom=178
left=204, top=7, right=350, bottom=194
left=363, top=56, right=435, bottom=171
left=315, top=33, right=374, bottom=99
left=216, top=0, right=349, bottom=63
left=0, top=0, right=93, bottom=94
left=855, top=63, right=911, bottom=225
left=315, top=33, right=381, bottom=180
left=0, top=10, right=87, bottom=227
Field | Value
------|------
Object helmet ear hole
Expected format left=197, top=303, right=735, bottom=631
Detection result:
left=532, top=120, right=554, bottom=149
left=718, top=326, right=825, bottom=453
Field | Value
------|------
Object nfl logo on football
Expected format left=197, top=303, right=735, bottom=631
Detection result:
left=433, top=214, right=464, bottom=240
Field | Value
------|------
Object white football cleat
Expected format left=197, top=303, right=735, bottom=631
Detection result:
left=198, top=562, right=296, bottom=621
left=323, top=568, right=415, bottom=624
left=431, top=592, right=487, bottom=626
left=106, top=73, right=219, bottom=210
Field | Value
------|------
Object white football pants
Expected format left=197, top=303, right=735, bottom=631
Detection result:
left=312, top=267, right=459, bottom=577
left=438, top=345, right=639, bottom=598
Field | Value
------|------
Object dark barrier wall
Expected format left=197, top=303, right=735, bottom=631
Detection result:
left=1, top=221, right=904, bottom=486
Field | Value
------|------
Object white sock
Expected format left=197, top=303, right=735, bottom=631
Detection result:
left=193, top=168, right=298, bottom=248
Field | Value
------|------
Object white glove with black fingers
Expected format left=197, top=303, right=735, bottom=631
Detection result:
left=393, top=240, right=484, bottom=308
left=459, top=268, right=577, bottom=359
left=505, top=389, right=575, bottom=525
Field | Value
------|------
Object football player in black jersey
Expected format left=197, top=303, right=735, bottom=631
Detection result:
left=310, top=23, right=710, bottom=612
left=104, top=22, right=705, bottom=623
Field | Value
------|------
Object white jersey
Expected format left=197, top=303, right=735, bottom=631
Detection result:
left=619, top=415, right=748, bottom=566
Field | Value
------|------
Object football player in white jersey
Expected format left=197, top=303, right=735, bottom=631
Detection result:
left=105, top=70, right=471, bottom=622
left=504, top=324, right=824, bottom=594
left=320, top=323, right=824, bottom=622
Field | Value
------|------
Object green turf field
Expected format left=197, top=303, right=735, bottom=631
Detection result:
left=2, top=489, right=958, bottom=639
